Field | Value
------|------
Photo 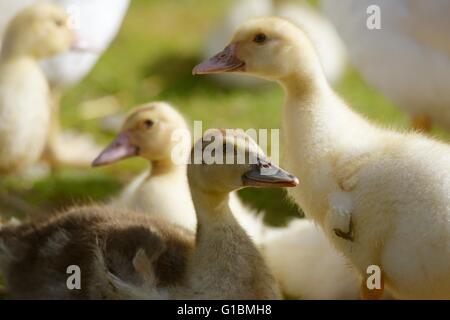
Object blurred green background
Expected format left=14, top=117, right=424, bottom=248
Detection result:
left=0, top=0, right=449, bottom=232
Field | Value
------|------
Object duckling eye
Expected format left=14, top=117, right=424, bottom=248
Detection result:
left=253, top=33, right=267, bottom=44
left=54, top=18, right=65, bottom=27
left=143, top=119, right=154, bottom=129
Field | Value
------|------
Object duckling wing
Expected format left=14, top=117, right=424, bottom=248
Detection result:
left=327, top=191, right=355, bottom=242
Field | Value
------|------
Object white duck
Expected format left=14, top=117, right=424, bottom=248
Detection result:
left=0, top=130, right=297, bottom=299
left=204, top=0, right=347, bottom=88
left=194, top=17, right=450, bottom=299
left=0, top=0, right=130, bottom=167
left=321, top=0, right=450, bottom=132
left=0, top=4, right=77, bottom=174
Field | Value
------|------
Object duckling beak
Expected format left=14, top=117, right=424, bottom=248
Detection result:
left=242, top=160, right=299, bottom=188
left=92, top=132, right=139, bottom=167
left=193, top=43, right=245, bottom=75
left=70, top=31, right=100, bottom=53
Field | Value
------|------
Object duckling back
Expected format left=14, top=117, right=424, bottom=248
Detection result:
left=0, top=206, right=194, bottom=299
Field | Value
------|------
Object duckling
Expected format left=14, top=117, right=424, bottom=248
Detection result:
left=93, top=102, right=197, bottom=231
left=0, top=4, right=76, bottom=174
left=0, top=130, right=296, bottom=299
left=194, top=17, right=450, bottom=299
left=0, top=0, right=131, bottom=167
left=321, top=0, right=450, bottom=132
left=204, top=0, right=347, bottom=88
left=175, top=129, right=295, bottom=299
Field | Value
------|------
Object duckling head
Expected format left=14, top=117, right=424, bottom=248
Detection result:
left=93, top=102, right=190, bottom=167
left=1, top=3, right=75, bottom=59
left=188, top=129, right=299, bottom=195
left=193, top=17, right=323, bottom=82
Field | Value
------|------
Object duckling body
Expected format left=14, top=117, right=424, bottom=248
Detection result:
left=195, top=17, right=450, bottom=299
left=281, top=41, right=450, bottom=301
left=262, top=219, right=360, bottom=299
left=283, top=88, right=450, bottom=299
left=234, top=209, right=361, bottom=299
left=115, top=166, right=196, bottom=231
left=0, top=206, right=192, bottom=299
left=0, top=56, right=49, bottom=173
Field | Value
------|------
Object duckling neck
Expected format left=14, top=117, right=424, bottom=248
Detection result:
left=0, top=37, right=35, bottom=62
left=150, top=159, right=184, bottom=177
left=279, top=67, right=329, bottom=100
left=279, top=68, right=378, bottom=223
left=0, top=48, right=34, bottom=65
left=186, top=188, right=276, bottom=298
left=279, top=70, right=374, bottom=155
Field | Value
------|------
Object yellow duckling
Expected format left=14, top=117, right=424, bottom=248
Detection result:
left=195, top=17, right=450, bottom=300
left=0, top=4, right=75, bottom=174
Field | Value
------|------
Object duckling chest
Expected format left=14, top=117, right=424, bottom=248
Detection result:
left=122, top=172, right=197, bottom=230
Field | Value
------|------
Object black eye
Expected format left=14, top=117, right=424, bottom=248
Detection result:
left=253, top=33, right=267, bottom=44
left=143, top=119, right=154, bottom=129
left=54, top=19, right=64, bottom=27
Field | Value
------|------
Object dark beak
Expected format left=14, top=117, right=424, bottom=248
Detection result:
left=193, top=43, right=245, bottom=75
left=242, top=159, right=299, bottom=188
left=92, top=132, right=139, bottom=167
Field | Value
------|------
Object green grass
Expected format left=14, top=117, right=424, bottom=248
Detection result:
left=1, top=0, right=449, bottom=226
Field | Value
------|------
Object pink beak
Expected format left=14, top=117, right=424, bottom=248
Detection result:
left=193, top=43, right=245, bottom=75
left=92, top=132, right=139, bottom=167
left=70, top=31, right=101, bottom=53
